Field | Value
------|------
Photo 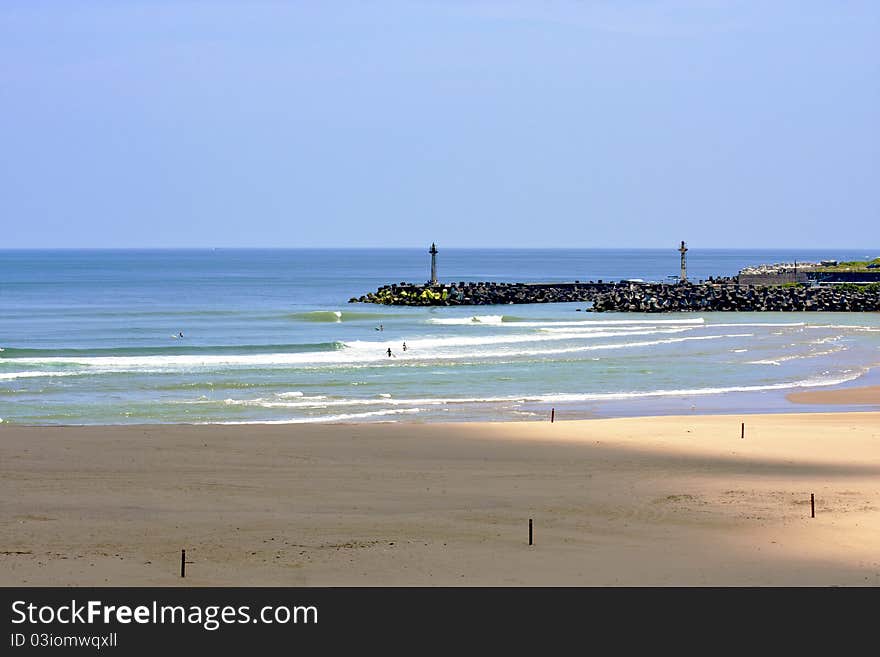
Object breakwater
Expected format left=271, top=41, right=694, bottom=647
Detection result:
left=350, top=281, right=619, bottom=306
left=352, top=280, right=880, bottom=312
left=590, top=282, right=880, bottom=312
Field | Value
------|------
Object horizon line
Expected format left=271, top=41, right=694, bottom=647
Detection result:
left=2, top=246, right=879, bottom=252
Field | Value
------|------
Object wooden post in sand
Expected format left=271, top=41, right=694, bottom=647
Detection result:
left=551, top=408, right=555, bottom=423
left=741, top=422, right=744, bottom=439
left=181, top=549, right=186, bottom=578
left=811, top=494, right=815, bottom=518
left=529, top=518, right=533, bottom=545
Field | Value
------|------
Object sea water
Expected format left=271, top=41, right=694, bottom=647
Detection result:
left=1, top=248, right=879, bottom=425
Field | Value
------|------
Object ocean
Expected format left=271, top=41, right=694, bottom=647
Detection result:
left=2, top=248, right=879, bottom=425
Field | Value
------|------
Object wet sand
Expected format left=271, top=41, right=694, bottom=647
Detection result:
left=787, top=385, right=880, bottom=406
left=2, top=413, right=879, bottom=586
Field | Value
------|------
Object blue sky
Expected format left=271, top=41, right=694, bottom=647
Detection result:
left=1, top=1, right=877, bottom=248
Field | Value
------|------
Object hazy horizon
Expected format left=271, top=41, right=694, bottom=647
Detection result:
left=0, top=242, right=880, bottom=252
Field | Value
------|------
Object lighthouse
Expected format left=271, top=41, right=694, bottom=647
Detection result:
left=679, top=241, right=688, bottom=283
left=429, top=242, right=438, bottom=286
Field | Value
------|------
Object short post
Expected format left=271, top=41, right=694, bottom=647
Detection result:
left=741, top=422, right=744, bottom=439
left=529, top=518, right=533, bottom=546
left=551, top=408, right=555, bottom=423
left=181, top=549, right=186, bottom=578
left=811, top=493, right=815, bottom=518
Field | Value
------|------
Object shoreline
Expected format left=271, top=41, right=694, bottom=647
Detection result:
left=3, top=411, right=880, bottom=586
left=4, top=375, right=879, bottom=428
left=787, top=385, right=880, bottom=405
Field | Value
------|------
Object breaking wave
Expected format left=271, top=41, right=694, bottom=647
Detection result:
left=0, top=331, right=747, bottom=373
left=200, top=369, right=867, bottom=415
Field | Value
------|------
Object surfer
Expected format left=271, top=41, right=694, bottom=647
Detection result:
left=178, top=332, right=184, bottom=338
left=386, top=347, right=393, bottom=358
left=402, top=342, right=407, bottom=352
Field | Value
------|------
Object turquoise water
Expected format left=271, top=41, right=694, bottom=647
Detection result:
left=2, top=249, right=879, bottom=425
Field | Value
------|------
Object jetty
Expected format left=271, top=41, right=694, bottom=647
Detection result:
left=350, top=280, right=620, bottom=306
left=590, top=281, right=880, bottom=313
left=350, top=243, right=880, bottom=312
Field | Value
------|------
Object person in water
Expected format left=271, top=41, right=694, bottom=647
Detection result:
left=386, top=347, right=393, bottom=357
left=179, top=332, right=184, bottom=338
left=402, top=342, right=407, bottom=351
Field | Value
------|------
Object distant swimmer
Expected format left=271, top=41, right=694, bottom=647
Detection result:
left=179, top=332, right=184, bottom=338
left=386, top=348, right=393, bottom=358
left=402, top=342, right=407, bottom=352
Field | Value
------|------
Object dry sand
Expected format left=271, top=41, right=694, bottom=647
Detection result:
left=787, top=385, right=880, bottom=405
left=2, top=413, right=879, bottom=586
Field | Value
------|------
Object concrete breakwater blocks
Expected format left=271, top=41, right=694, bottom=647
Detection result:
left=590, top=283, right=880, bottom=313
left=350, top=281, right=620, bottom=306
left=351, top=281, right=880, bottom=312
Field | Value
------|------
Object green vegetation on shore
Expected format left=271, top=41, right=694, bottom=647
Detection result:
left=816, top=258, right=880, bottom=272
left=777, top=281, right=880, bottom=293
left=832, top=282, right=880, bottom=293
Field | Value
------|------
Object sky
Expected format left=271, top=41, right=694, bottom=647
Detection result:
left=1, top=1, right=878, bottom=249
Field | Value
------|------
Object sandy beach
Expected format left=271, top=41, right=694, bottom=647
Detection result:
left=2, top=413, right=879, bottom=586
left=787, top=385, right=880, bottom=405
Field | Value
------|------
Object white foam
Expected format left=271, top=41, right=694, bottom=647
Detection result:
left=348, top=327, right=693, bottom=351
left=348, top=332, right=753, bottom=363
left=3, top=327, right=697, bottom=370
left=806, top=324, right=880, bottom=331
left=431, top=317, right=707, bottom=328
left=708, top=322, right=806, bottom=328
left=221, top=396, right=449, bottom=409
left=0, top=371, right=83, bottom=381
left=0, top=332, right=755, bottom=377
left=211, top=407, right=423, bottom=424
left=514, top=318, right=706, bottom=327
left=487, top=333, right=754, bottom=359
left=201, top=369, right=868, bottom=416
left=538, top=325, right=685, bottom=334
left=747, top=346, right=847, bottom=367
left=428, top=315, right=505, bottom=325
left=534, top=370, right=866, bottom=402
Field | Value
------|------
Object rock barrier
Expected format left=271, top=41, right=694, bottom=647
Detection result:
left=350, top=281, right=618, bottom=306
left=590, top=283, right=880, bottom=312
left=352, top=281, right=880, bottom=312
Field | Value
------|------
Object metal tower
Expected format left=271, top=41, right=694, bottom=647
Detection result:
left=679, top=241, right=688, bottom=283
left=429, top=242, right=438, bottom=285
